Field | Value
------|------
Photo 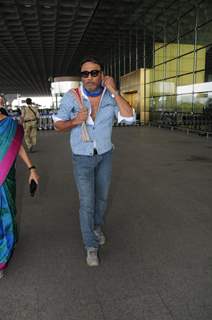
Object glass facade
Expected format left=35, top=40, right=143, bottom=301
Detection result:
left=105, top=0, right=212, bottom=132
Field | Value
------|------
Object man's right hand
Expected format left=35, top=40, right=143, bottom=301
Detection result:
left=75, top=107, right=88, bottom=124
left=53, top=107, right=88, bottom=132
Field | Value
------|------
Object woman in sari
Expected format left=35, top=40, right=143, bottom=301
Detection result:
left=0, top=110, right=39, bottom=279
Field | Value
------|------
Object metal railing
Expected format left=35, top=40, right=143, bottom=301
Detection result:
left=149, top=111, right=212, bottom=136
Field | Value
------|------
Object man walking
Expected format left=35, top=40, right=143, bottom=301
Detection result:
left=53, top=57, right=135, bottom=266
left=21, top=98, right=39, bottom=152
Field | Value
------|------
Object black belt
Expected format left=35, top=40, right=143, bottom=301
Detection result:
left=93, top=148, right=98, bottom=155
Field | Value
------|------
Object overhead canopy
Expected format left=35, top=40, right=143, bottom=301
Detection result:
left=0, top=0, right=210, bottom=96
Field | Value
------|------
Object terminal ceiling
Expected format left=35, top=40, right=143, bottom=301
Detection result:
left=0, top=0, right=210, bottom=96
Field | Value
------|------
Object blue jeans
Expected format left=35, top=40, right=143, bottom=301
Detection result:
left=72, top=149, right=112, bottom=249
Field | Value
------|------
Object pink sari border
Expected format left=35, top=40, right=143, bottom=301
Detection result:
left=0, top=125, right=23, bottom=185
left=0, top=262, right=7, bottom=270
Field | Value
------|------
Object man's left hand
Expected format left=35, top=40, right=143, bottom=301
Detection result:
left=103, top=76, right=117, bottom=95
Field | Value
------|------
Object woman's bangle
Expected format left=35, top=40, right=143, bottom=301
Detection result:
left=28, top=165, right=36, bottom=170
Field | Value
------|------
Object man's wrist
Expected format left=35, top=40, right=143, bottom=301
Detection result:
left=111, top=90, right=119, bottom=98
left=72, top=117, right=83, bottom=126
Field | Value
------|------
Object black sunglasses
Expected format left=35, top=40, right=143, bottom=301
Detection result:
left=80, top=70, right=101, bottom=78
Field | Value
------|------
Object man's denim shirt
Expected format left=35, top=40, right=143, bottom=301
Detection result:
left=53, top=85, right=135, bottom=156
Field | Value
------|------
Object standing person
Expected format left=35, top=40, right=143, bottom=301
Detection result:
left=0, top=95, right=8, bottom=116
left=21, top=98, right=39, bottom=152
left=0, top=96, right=4, bottom=109
left=53, top=56, right=135, bottom=267
left=0, top=110, right=39, bottom=279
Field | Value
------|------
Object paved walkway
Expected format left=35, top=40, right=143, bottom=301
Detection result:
left=1, top=127, right=212, bottom=320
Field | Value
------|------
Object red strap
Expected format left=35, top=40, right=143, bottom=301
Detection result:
left=70, top=88, right=83, bottom=110
left=69, top=88, right=90, bottom=142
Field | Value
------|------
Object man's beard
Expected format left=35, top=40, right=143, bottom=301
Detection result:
left=85, top=82, right=99, bottom=92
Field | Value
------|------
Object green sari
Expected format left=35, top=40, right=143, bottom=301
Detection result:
left=0, top=117, right=23, bottom=270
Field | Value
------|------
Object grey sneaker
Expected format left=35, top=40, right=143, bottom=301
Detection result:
left=86, top=248, right=99, bottom=267
left=94, top=228, right=106, bottom=245
left=0, top=270, right=4, bottom=279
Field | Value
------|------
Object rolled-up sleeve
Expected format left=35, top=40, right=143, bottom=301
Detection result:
left=117, top=109, right=136, bottom=124
left=113, top=101, right=136, bottom=124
